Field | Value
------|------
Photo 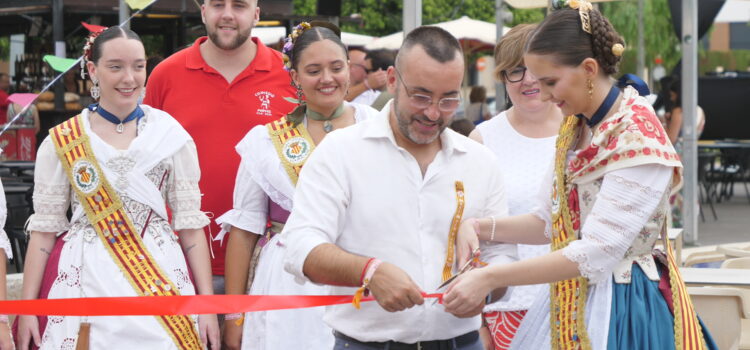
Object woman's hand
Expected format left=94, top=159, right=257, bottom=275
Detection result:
left=198, top=314, right=220, bottom=350
left=0, top=322, right=14, bottom=350
left=443, top=268, right=494, bottom=317
left=456, top=218, right=481, bottom=268
left=222, top=317, right=244, bottom=350
left=17, top=315, right=41, bottom=350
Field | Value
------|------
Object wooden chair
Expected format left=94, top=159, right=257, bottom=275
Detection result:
left=688, top=287, right=750, bottom=350
left=718, top=245, right=750, bottom=259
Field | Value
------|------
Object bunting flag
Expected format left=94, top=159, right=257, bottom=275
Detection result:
left=81, top=21, right=107, bottom=33
left=43, top=55, right=78, bottom=73
left=125, top=0, right=154, bottom=10
left=6, top=93, right=38, bottom=109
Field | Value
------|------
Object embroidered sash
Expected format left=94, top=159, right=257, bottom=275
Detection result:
left=50, top=116, right=201, bottom=350
left=267, top=116, right=316, bottom=185
left=443, top=181, right=465, bottom=281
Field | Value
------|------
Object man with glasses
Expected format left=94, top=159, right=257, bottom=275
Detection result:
left=282, top=26, right=512, bottom=350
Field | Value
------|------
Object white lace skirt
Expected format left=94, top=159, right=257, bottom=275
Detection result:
left=41, top=221, right=198, bottom=350
left=241, top=233, right=333, bottom=350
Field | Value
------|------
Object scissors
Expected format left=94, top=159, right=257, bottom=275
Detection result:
left=432, top=248, right=481, bottom=305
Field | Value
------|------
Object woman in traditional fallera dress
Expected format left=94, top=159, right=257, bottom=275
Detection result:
left=444, top=2, right=717, bottom=350
left=17, top=27, right=219, bottom=350
left=218, top=22, right=378, bottom=350
left=0, top=177, right=16, bottom=350
left=468, top=23, right=564, bottom=350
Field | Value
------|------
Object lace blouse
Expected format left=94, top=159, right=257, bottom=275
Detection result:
left=27, top=109, right=209, bottom=234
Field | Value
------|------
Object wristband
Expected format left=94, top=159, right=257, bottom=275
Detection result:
left=359, top=258, right=376, bottom=285
left=352, top=258, right=383, bottom=309
left=224, top=312, right=244, bottom=326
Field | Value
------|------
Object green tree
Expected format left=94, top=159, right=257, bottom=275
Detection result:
left=292, top=0, right=316, bottom=16
left=599, top=0, right=680, bottom=75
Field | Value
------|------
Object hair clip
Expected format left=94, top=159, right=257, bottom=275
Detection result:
left=568, top=0, right=593, bottom=34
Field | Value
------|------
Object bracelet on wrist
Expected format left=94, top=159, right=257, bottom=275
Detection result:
left=352, top=258, right=383, bottom=309
left=225, top=312, right=244, bottom=326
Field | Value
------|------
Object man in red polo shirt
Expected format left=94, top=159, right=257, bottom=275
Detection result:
left=144, top=0, right=295, bottom=296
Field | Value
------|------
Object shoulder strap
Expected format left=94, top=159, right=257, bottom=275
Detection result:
left=267, top=116, right=317, bottom=186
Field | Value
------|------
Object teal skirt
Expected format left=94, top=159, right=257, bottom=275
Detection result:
left=607, top=264, right=717, bottom=349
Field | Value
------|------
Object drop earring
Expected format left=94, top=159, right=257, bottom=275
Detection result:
left=90, top=79, right=100, bottom=100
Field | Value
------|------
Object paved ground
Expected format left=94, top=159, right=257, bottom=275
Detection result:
left=692, top=183, right=750, bottom=247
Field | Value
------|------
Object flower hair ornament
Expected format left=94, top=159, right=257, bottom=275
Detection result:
left=568, top=0, right=593, bottom=34
left=80, top=27, right=108, bottom=79
left=281, top=22, right=312, bottom=72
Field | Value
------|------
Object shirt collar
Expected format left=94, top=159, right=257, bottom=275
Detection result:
left=185, top=36, right=273, bottom=72
left=364, top=100, right=467, bottom=155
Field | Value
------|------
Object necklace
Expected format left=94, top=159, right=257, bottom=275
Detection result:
left=305, top=104, right=345, bottom=133
left=577, top=84, right=619, bottom=128
left=88, top=103, right=144, bottom=133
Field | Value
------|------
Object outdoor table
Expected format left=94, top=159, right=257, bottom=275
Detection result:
left=697, top=140, right=750, bottom=202
left=681, top=267, right=750, bottom=287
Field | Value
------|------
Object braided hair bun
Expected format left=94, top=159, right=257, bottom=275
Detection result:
left=526, top=6, right=624, bottom=76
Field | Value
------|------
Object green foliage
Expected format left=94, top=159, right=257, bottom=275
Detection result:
left=0, top=37, right=8, bottom=61
left=292, top=0, right=317, bottom=16
left=509, top=8, right=545, bottom=26
left=599, top=0, right=681, bottom=75
left=699, top=50, right=750, bottom=74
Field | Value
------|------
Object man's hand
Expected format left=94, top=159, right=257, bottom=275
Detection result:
left=366, top=70, right=388, bottom=90
left=367, top=262, right=424, bottom=312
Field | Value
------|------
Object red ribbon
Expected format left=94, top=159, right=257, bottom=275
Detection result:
left=0, top=293, right=442, bottom=316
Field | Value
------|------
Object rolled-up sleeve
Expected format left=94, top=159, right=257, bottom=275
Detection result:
left=281, top=134, right=349, bottom=284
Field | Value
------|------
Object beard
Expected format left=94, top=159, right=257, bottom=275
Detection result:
left=393, top=92, right=448, bottom=145
left=207, top=25, right=251, bottom=51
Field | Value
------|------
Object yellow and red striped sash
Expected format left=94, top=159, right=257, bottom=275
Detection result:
left=267, top=116, right=316, bottom=186
left=550, top=116, right=591, bottom=350
left=50, top=115, right=201, bottom=350
left=663, top=229, right=707, bottom=350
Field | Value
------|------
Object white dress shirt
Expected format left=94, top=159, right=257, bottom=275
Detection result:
left=282, top=101, right=512, bottom=343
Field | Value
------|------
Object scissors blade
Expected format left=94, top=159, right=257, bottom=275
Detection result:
left=435, top=248, right=480, bottom=291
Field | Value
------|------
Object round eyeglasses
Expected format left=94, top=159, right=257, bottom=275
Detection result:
left=395, top=69, right=461, bottom=112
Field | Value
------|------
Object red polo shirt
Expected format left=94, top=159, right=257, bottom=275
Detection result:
left=145, top=37, right=295, bottom=275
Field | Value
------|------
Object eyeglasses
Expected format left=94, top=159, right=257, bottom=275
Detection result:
left=394, top=69, right=461, bottom=112
left=502, top=66, right=527, bottom=83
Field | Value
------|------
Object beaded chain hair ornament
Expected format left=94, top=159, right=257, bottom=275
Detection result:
left=80, top=27, right=107, bottom=99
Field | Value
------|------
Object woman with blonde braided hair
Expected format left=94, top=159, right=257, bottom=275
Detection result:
left=444, top=2, right=717, bottom=349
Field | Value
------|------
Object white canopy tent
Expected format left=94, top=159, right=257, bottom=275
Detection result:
left=365, top=16, right=510, bottom=51
left=252, top=27, right=376, bottom=47
left=714, top=0, right=750, bottom=23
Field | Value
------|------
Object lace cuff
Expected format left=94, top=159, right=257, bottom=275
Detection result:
left=26, top=213, right=71, bottom=234
left=0, top=230, right=12, bottom=259
left=173, top=211, right=210, bottom=231
left=215, top=209, right=266, bottom=236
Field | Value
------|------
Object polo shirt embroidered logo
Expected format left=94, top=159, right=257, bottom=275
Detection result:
left=282, top=136, right=311, bottom=165
left=255, top=91, right=275, bottom=117
left=73, top=160, right=99, bottom=194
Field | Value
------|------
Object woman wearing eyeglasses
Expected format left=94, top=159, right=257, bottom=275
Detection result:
left=467, top=23, right=563, bottom=350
